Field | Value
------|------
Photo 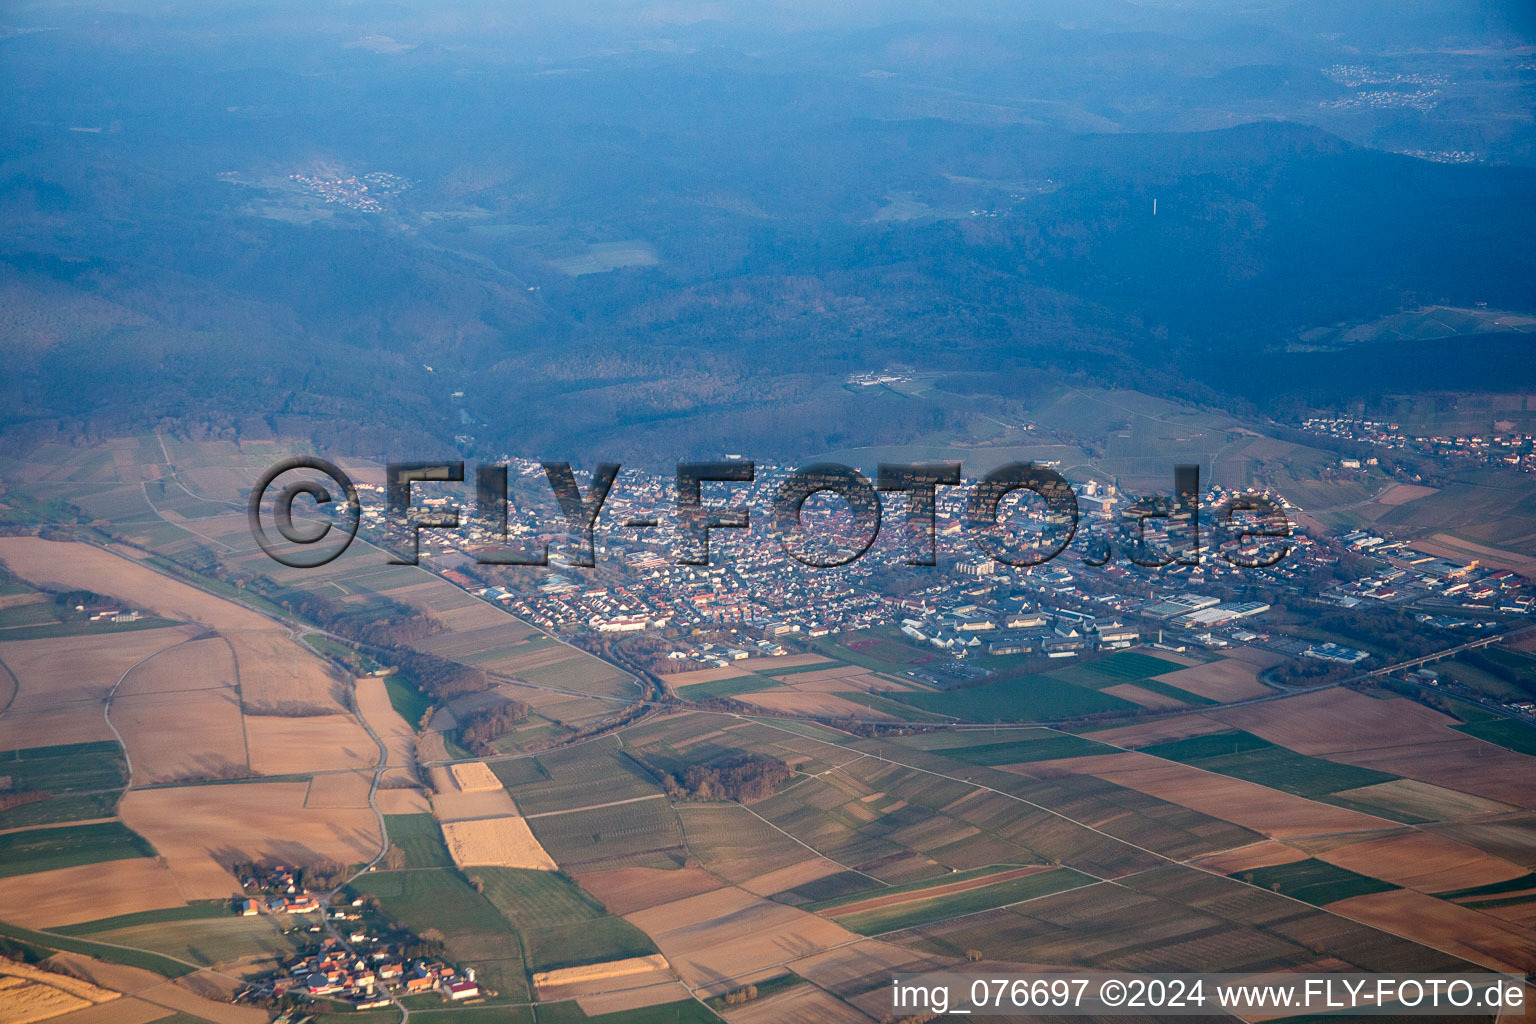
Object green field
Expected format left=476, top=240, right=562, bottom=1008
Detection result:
left=0, top=791, right=121, bottom=830
left=0, top=740, right=128, bottom=794
left=1435, top=871, right=1536, bottom=901
left=1050, top=651, right=1186, bottom=684
left=0, top=602, right=64, bottom=628
left=814, top=630, right=939, bottom=675
left=348, top=869, right=513, bottom=938
left=829, top=690, right=955, bottom=722
left=1452, top=718, right=1536, bottom=757
left=673, top=674, right=778, bottom=700
left=499, top=739, right=662, bottom=816
left=386, top=813, right=454, bottom=869
left=474, top=867, right=608, bottom=926
left=385, top=676, right=434, bottom=728
left=891, top=674, right=1138, bottom=722
left=1135, top=730, right=1398, bottom=800
left=910, top=732, right=1119, bottom=766
left=0, top=616, right=181, bottom=642
left=519, top=914, right=660, bottom=973
left=0, top=820, right=156, bottom=878
left=85, top=914, right=298, bottom=967
left=526, top=794, right=686, bottom=872
left=56, top=903, right=230, bottom=935
left=0, top=918, right=196, bottom=977
left=1236, top=859, right=1399, bottom=906
left=830, top=867, right=1094, bottom=935
left=1045, top=652, right=1216, bottom=705
left=856, top=643, right=1204, bottom=724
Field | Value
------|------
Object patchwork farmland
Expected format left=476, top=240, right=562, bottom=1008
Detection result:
left=0, top=439, right=1533, bottom=1024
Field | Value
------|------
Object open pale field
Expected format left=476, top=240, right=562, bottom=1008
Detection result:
left=119, top=781, right=380, bottom=900
left=787, top=937, right=955, bottom=1003
left=1330, top=888, right=1536, bottom=973
left=1376, top=483, right=1440, bottom=506
left=1418, top=533, right=1536, bottom=576
left=14, top=995, right=166, bottom=1024
left=626, top=886, right=860, bottom=989
left=719, top=982, right=864, bottom=1024
left=42, top=953, right=268, bottom=1024
left=0, top=539, right=270, bottom=633
left=1214, top=690, right=1536, bottom=809
left=441, top=815, right=557, bottom=870
left=1102, top=683, right=1185, bottom=708
left=667, top=666, right=754, bottom=687
left=115, top=635, right=234, bottom=699
left=0, top=858, right=187, bottom=928
left=738, top=858, right=845, bottom=898
left=573, top=866, right=725, bottom=915
left=739, top=690, right=903, bottom=721
left=0, top=628, right=201, bottom=712
left=1193, top=839, right=1309, bottom=875
left=477, top=642, right=588, bottom=676
left=1315, top=831, right=1529, bottom=894
left=303, top=770, right=373, bottom=809
left=112, top=689, right=248, bottom=784
left=779, top=671, right=918, bottom=695
left=436, top=601, right=531, bottom=633
left=0, top=706, right=115, bottom=751
left=0, top=960, right=119, bottom=1024
left=531, top=953, right=671, bottom=996
left=1148, top=659, right=1270, bottom=701
left=815, top=866, right=1051, bottom=919
left=574, top=980, right=697, bottom=1017
left=748, top=654, right=829, bottom=668
left=673, top=803, right=823, bottom=886
left=1029, top=751, right=1397, bottom=838
left=450, top=761, right=503, bottom=792
left=414, top=624, right=546, bottom=664
left=375, top=781, right=431, bottom=814
left=771, top=666, right=867, bottom=684
left=1334, top=778, right=1518, bottom=821
left=85, top=915, right=297, bottom=971
left=428, top=765, right=520, bottom=820
left=355, top=676, right=416, bottom=768
left=242, top=713, right=373, bottom=775
left=0, top=975, right=94, bottom=1024
left=1084, top=715, right=1233, bottom=749
left=224, top=633, right=344, bottom=712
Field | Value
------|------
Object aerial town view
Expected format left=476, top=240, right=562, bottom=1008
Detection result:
left=2, top=1, right=1536, bottom=1023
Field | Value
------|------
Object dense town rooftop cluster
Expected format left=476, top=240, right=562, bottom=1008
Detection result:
left=288, top=171, right=411, bottom=213
left=235, top=867, right=479, bottom=1012
left=1300, top=417, right=1536, bottom=472
left=336, top=459, right=1532, bottom=690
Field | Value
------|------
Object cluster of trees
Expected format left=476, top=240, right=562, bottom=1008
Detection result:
left=262, top=583, right=441, bottom=648
left=387, top=648, right=492, bottom=701
left=662, top=755, right=790, bottom=803
left=261, top=579, right=491, bottom=700
left=458, top=699, right=533, bottom=755
left=1459, top=648, right=1536, bottom=699
left=720, top=984, right=760, bottom=1005
left=401, top=929, right=446, bottom=960
left=301, top=859, right=350, bottom=891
